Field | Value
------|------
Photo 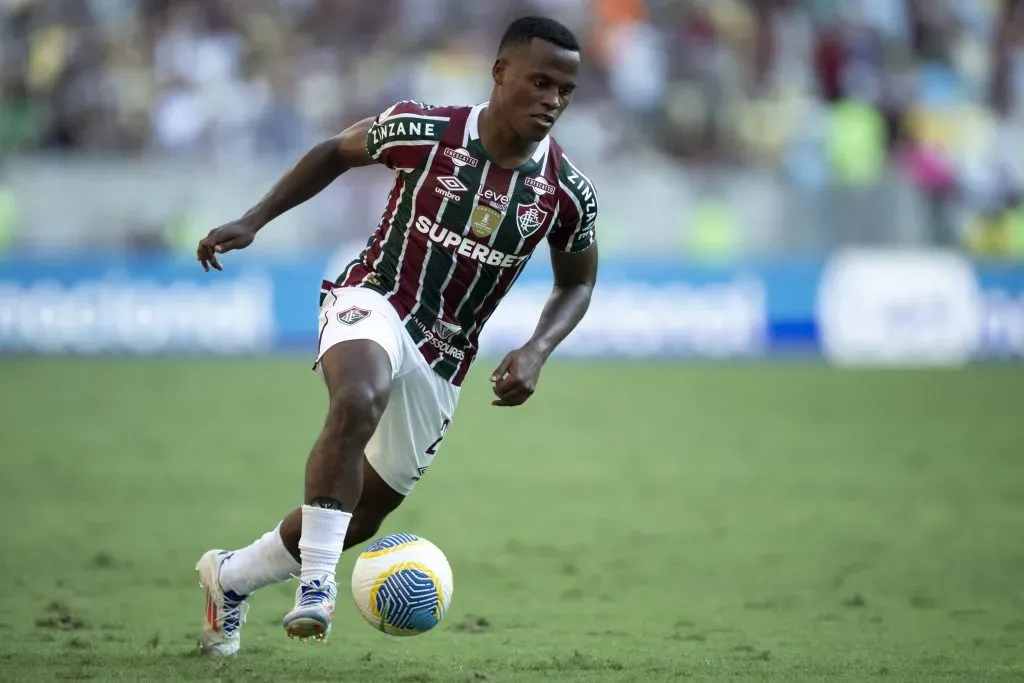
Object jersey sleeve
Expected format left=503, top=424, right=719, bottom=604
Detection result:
left=364, top=100, right=450, bottom=171
left=548, top=155, right=598, bottom=253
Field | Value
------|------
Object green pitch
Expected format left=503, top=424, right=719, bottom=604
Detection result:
left=1, top=359, right=1022, bottom=682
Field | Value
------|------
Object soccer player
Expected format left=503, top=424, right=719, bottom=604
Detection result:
left=193, top=15, right=598, bottom=655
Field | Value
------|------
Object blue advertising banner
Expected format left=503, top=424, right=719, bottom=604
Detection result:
left=0, top=250, right=1021, bottom=362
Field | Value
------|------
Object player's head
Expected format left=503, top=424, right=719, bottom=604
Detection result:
left=491, top=16, right=581, bottom=142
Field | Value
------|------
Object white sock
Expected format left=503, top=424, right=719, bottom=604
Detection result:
left=219, top=524, right=300, bottom=597
left=298, top=504, right=351, bottom=585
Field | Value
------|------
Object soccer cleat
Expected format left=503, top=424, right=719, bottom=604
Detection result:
left=282, top=576, right=336, bottom=642
left=195, top=549, right=249, bottom=656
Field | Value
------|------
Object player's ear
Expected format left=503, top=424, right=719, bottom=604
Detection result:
left=492, top=58, right=506, bottom=85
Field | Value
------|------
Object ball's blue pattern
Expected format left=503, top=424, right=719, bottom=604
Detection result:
left=375, top=567, right=440, bottom=632
left=366, top=534, right=420, bottom=552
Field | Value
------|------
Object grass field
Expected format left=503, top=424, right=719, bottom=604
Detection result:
left=1, top=358, right=1022, bottom=682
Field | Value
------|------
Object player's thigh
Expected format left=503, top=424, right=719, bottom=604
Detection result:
left=365, top=360, right=459, bottom=496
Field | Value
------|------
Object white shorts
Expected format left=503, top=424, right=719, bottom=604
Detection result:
left=314, top=287, right=459, bottom=496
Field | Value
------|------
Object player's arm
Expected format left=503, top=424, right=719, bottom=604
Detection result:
left=197, top=117, right=375, bottom=271
left=526, top=246, right=598, bottom=359
left=491, top=163, right=599, bottom=407
left=490, top=245, right=598, bottom=407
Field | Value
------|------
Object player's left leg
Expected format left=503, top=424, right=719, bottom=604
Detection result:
left=197, top=287, right=398, bottom=654
left=198, top=453, right=403, bottom=651
left=196, top=452, right=403, bottom=652
left=200, top=329, right=457, bottom=644
left=196, top=289, right=460, bottom=653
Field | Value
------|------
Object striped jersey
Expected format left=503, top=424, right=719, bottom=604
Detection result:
left=328, top=100, right=598, bottom=387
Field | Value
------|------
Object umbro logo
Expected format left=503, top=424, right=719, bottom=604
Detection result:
left=438, top=176, right=467, bottom=192
left=435, top=175, right=468, bottom=202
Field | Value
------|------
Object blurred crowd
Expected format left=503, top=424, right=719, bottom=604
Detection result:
left=1, top=0, right=1024, bottom=254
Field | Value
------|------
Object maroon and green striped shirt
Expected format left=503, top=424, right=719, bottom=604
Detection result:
left=328, top=101, right=598, bottom=386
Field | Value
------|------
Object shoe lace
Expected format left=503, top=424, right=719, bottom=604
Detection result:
left=297, top=578, right=335, bottom=608
left=220, top=594, right=249, bottom=633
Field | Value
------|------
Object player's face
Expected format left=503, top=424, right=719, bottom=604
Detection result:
left=495, top=39, right=580, bottom=142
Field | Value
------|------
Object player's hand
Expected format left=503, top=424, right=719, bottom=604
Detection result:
left=197, top=219, right=258, bottom=272
left=490, top=344, right=545, bottom=407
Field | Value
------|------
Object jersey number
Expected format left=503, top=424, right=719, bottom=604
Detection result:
left=426, top=419, right=451, bottom=456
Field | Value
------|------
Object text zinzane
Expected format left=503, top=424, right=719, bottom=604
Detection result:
left=371, top=119, right=437, bottom=146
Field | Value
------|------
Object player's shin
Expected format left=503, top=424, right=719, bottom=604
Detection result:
left=219, top=523, right=300, bottom=595
left=297, top=371, right=385, bottom=584
left=297, top=428, right=363, bottom=584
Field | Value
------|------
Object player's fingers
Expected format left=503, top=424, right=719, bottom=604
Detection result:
left=216, top=235, right=250, bottom=253
left=208, top=251, right=222, bottom=271
left=511, top=387, right=532, bottom=404
left=197, top=234, right=221, bottom=269
left=491, top=356, right=516, bottom=382
left=492, top=390, right=528, bottom=407
left=490, top=355, right=514, bottom=383
left=496, top=379, right=529, bottom=400
left=492, top=374, right=520, bottom=397
left=197, top=244, right=211, bottom=272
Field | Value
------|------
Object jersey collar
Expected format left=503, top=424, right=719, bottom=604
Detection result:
left=467, top=102, right=550, bottom=174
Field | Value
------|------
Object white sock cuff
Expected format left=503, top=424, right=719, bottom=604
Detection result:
left=219, top=522, right=302, bottom=596
left=298, top=505, right=351, bottom=549
left=298, top=505, right=352, bottom=584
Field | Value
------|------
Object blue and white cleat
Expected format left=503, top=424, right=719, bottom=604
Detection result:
left=195, top=549, right=249, bottom=657
left=282, top=577, right=336, bottom=642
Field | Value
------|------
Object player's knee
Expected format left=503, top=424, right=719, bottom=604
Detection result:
left=325, top=382, right=388, bottom=445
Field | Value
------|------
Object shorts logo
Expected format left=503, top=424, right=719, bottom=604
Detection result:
left=411, top=317, right=466, bottom=359
left=525, top=176, right=556, bottom=196
left=411, top=466, right=429, bottom=482
left=337, top=306, right=371, bottom=325
left=516, top=201, right=548, bottom=238
left=470, top=204, right=503, bottom=239
left=444, top=147, right=478, bottom=168
left=432, top=319, right=460, bottom=341
left=434, top=175, right=468, bottom=201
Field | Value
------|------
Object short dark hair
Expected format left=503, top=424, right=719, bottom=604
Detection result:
left=498, top=16, right=580, bottom=54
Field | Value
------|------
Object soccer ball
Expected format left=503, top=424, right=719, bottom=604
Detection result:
left=351, top=534, right=453, bottom=636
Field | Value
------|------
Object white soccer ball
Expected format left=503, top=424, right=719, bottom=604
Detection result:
left=351, top=534, right=454, bottom=636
